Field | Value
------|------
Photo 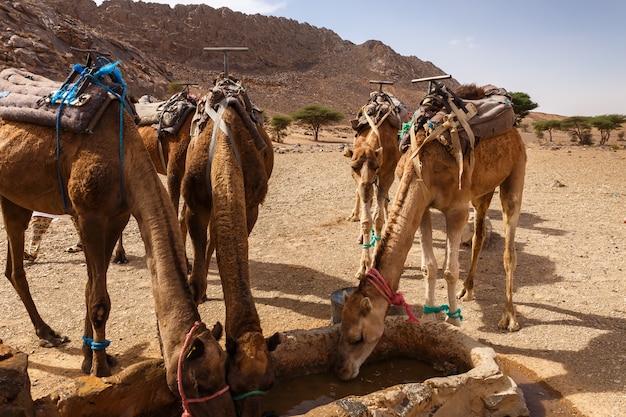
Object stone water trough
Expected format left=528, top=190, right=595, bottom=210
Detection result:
left=1, top=315, right=528, bottom=417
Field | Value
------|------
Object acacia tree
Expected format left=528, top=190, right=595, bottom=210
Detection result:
left=560, top=116, right=593, bottom=145
left=533, top=120, right=562, bottom=142
left=291, top=104, right=343, bottom=141
left=269, top=114, right=292, bottom=143
left=509, top=91, right=538, bottom=126
left=589, top=114, right=626, bottom=145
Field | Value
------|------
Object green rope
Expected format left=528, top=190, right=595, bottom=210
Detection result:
left=232, top=389, right=268, bottom=401
left=423, top=304, right=449, bottom=314
left=361, top=229, right=381, bottom=249
left=446, top=308, right=463, bottom=321
left=423, top=304, right=463, bottom=321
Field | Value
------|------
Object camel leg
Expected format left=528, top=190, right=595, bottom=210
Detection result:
left=186, top=205, right=211, bottom=305
left=458, top=192, right=494, bottom=302
left=347, top=189, right=360, bottom=222
left=497, top=174, right=524, bottom=332
left=1, top=198, right=69, bottom=346
left=419, top=210, right=441, bottom=323
left=356, top=196, right=373, bottom=278
left=112, top=234, right=128, bottom=264
left=77, top=212, right=128, bottom=377
left=442, top=205, right=469, bottom=327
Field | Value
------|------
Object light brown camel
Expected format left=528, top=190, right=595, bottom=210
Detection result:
left=112, top=91, right=196, bottom=263
left=346, top=86, right=406, bottom=278
left=335, top=83, right=526, bottom=381
left=181, top=75, right=279, bottom=416
left=0, top=71, right=236, bottom=415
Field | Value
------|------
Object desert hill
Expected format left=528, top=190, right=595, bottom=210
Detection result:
left=1, top=0, right=458, bottom=118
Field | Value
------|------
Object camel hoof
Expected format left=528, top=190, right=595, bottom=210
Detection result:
left=65, top=243, right=83, bottom=253
left=446, top=317, right=461, bottom=327
left=38, top=333, right=70, bottom=348
left=457, top=288, right=473, bottom=301
left=113, top=256, right=128, bottom=264
left=498, top=315, right=520, bottom=332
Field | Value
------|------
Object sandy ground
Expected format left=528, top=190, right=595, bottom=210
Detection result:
left=0, top=127, right=625, bottom=417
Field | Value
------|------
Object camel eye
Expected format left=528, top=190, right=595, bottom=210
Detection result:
left=349, top=335, right=364, bottom=345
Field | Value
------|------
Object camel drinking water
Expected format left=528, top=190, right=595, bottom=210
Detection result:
left=346, top=80, right=407, bottom=278
left=335, top=78, right=526, bottom=381
left=0, top=57, right=236, bottom=416
left=181, top=47, right=279, bottom=417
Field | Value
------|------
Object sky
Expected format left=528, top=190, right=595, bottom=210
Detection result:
left=95, top=0, right=626, bottom=116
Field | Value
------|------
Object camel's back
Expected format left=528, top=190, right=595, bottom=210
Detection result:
left=471, top=127, right=526, bottom=196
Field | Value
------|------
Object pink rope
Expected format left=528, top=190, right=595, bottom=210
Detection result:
left=177, top=321, right=230, bottom=417
left=366, top=268, right=419, bottom=323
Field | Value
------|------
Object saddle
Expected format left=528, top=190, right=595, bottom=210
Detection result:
left=135, top=90, right=197, bottom=138
left=0, top=61, right=137, bottom=133
left=350, top=91, right=409, bottom=134
left=190, top=76, right=266, bottom=152
left=401, top=84, right=515, bottom=155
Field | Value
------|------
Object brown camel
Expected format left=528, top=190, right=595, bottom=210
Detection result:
left=346, top=86, right=406, bottom=277
left=335, top=83, right=526, bottom=380
left=181, top=75, right=279, bottom=416
left=113, top=91, right=196, bottom=263
left=0, top=69, right=236, bottom=415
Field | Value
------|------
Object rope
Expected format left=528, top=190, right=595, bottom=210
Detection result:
left=373, top=176, right=391, bottom=203
left=232, top=390, right=268, bottom=401
left=366, top=268, right=419, bottom=323
left=177, top=321, right=230, bottom=417
left=82, top=336, right=111, bottom=351
left=423, top=304, right=463, bottom=321
left=361, top=229, right=381, bottom=249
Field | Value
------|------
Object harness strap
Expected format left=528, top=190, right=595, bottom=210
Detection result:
left=177, top=321, right=230, bottom=417
left=366, top=268, right=419, bottom=323
left=204, top=101, right=241, bottom=195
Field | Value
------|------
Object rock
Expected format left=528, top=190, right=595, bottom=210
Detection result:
left=0, top=343, right=35, bottom=417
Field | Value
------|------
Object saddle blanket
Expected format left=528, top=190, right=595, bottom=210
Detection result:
left=135, top=93, right=196, bottom=137
left=0, top=67, right=115, bottom=133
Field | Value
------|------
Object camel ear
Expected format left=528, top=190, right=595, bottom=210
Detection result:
left=342, top=289, right=351, bottom=303
left=360, top=297, right=372, bottom=315
left=344, top=148, right=353, bottom=158
left=225, top=335, right=237, bottom=355
left=266, top=332, right=281, bottom=352
left=211, top=322, right=223, bottom=341
left=185, top=338, right=205, bottom=361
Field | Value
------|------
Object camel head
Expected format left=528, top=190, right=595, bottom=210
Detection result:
left=348, top=144, right=383, bottom=204
left=172, top=321, right=237, bottom=416
left=335, top=283, right=387, bottom=380
left=225, top=331, right=281, bottom=416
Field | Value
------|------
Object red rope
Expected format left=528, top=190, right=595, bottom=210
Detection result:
left=366, top=268, right=419, bottom=323
left=177, top=321, right=230, bottom=417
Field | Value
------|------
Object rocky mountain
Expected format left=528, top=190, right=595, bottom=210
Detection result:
left=0, top=0, right=458, bottom=118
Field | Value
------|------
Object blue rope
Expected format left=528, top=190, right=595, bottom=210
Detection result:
left=362, top=229, right=381, bottom=249
left=82, top=336, right=111, bottom=351
left=53, top=64, right=90, bottom=211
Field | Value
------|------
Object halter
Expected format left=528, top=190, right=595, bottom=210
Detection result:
left=365, top=268, right=419, bottom=323
left=177, top=321, right=230, bottom=417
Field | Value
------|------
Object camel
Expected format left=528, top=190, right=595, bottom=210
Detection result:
left=346, top=83, right=406, bottom=278
left=181, top=74, right=279, bottom=416
left=335, top=82, right=526, bottom=381
left=113, top=90, right=197, bottom=263
left=0, top=66, right=236, bottom=415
